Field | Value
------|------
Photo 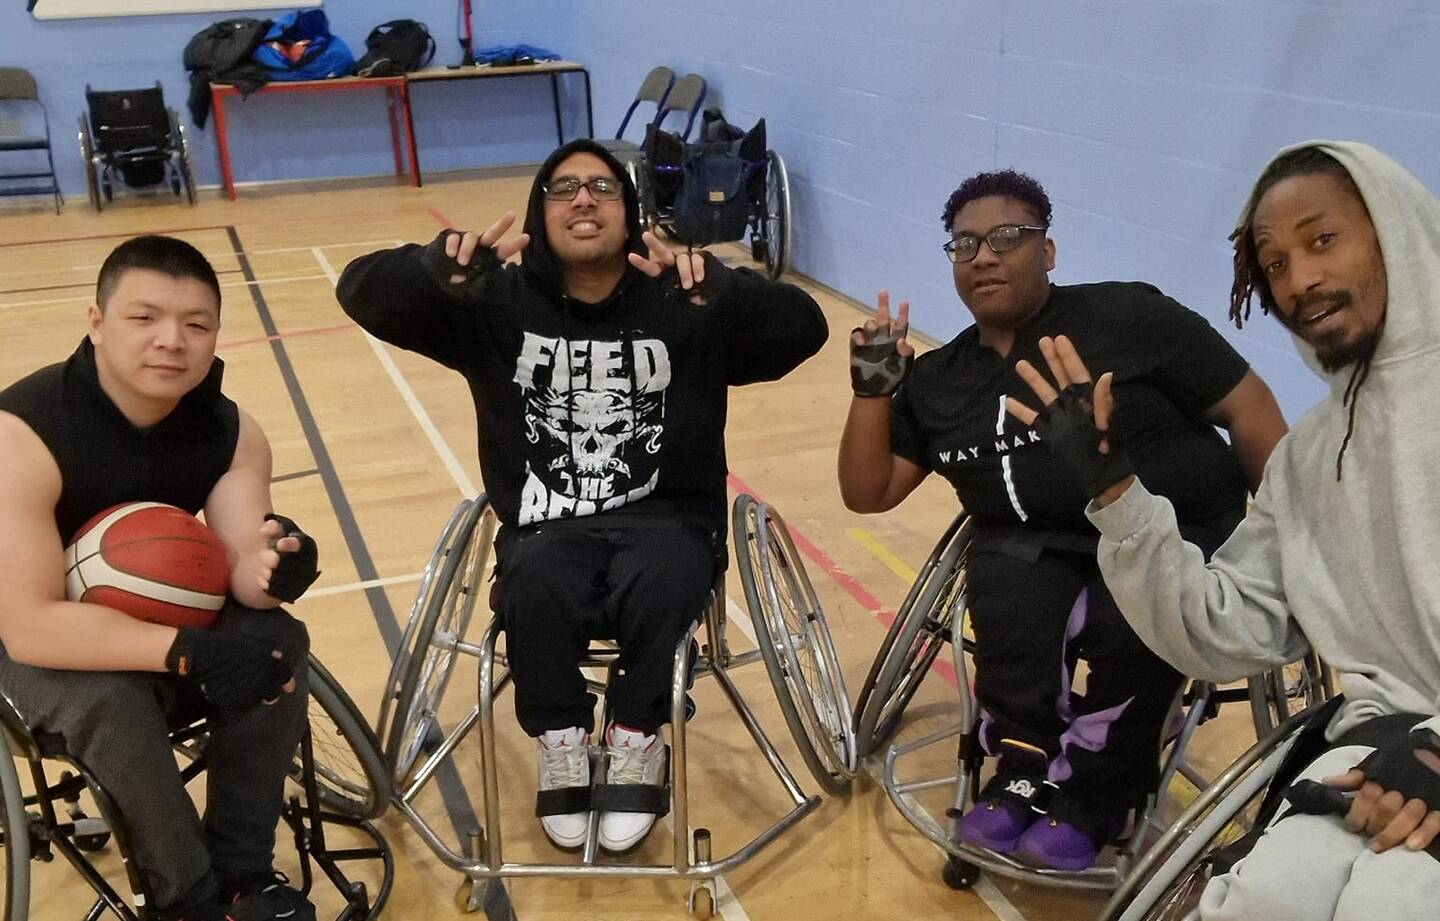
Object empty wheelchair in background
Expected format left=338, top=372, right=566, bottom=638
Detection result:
left=78, top=83, right=195, bottom=212
left=377, top=493, right=855, bottom=918
left=0, top=653, right=394, bottom=921
left=636, top=109, right=792, bottom=280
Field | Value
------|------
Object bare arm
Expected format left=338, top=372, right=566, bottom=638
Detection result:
left=1205, top=369, right=1288, bottom=493
left=204, top=409, right=294, bottom=609
left=0, top=413, right=176, bottom=671
left=837, top=396, right=928, bottom=512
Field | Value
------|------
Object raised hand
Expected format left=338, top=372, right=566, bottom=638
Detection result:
left=421, top=211, right=530, bottom=299
left=628, top=231, right=711, bottom=304
left=1006, top=335, right=1134, bottom=503
left=850, top=291, right=914, bottom=397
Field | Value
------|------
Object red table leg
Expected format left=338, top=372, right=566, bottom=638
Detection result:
left=211, top=86, right=237, bottom=201
left=398, top=81, right=422, bottom=188
left=386, top=84, right=404, bottom=179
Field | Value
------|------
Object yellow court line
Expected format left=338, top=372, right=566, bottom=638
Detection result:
left=847, top=526, right=918, bottom=585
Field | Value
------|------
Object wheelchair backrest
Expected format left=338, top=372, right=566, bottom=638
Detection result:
left=614, top=66, right=675, bottom=141
left=658, top=73, right=707, bottom=140
left=86, top=82, right=171, bottom=153
left=645, top=116, right=767, bottom=247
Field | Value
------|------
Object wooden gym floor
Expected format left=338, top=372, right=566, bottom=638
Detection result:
left=0, top=172, right=1263, bottom=921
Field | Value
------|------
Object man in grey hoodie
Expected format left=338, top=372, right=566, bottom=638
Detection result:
left=1006, top=140, right=1440, bottom=919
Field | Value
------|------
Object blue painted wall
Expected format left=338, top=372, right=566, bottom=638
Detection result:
left=0, top=2, right=582, bottom=193
left=4, top=1, right=1438, bottom=417
left=573, top=0, right=1440, bottom=419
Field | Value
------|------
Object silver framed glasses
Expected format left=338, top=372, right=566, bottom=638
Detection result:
left=543, top=176, right=624, bottom=201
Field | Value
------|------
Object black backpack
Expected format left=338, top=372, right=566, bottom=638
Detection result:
left=355, top=20, right=436, bottom=77
left=645, top=112, right=767, bottom=247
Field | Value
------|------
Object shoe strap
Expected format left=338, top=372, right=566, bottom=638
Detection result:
left=592, top=782, right=669, bottom=816
left=535, top=784, right=592, bottom=817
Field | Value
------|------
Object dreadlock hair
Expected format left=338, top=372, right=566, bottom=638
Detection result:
left=1228, top=146, right=1375, bottom=481
left=942, top=169, right=1053, bottom=232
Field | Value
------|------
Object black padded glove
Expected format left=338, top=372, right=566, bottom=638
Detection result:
left=657, top=250, right=732, bottom=305
left=165, top=627, right=293, bottom=713
left=263, top=513, right=320, bottom=603
left=1354, top=727, right=1440, bottom=812
left=850, top=327, right=913, bottom=397
left=419, top=229, right=503, bottom=301
left=1033, top=384, right=1134, bottom=499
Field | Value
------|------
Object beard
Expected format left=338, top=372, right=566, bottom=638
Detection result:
left=1275, top=289, right=1383, bottom=373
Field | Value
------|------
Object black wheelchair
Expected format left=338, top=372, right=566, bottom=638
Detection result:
left=0, top=654, right=393, bottom=921
left=628, top=111, right=793, bottom=280
left=78, top=83, right=196, bottom=212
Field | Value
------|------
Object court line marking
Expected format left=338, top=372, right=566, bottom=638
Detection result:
left=219, top=322, right=357, bottom=351
left=847, top=526, right=918, bottom=585
left=312, top=245, right=479, bottom=497
left=306, top=572, right=425, bottom=599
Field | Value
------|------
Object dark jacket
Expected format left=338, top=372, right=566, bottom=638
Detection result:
left=336, top=139, right=827, bottom=536
left=183, top=18, right=273, bottom=128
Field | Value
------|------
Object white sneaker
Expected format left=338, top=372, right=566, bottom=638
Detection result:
left=599, top=724, right=668, bottom=852
left=536, top=727, right=590, bottom=849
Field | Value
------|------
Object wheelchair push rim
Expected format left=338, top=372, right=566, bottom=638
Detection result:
left=853, top=513, right=972, bottom=756
left=1247, top=651, right=1333, bottom=739
left=300, top=654, right=392, bottom=820
left=383, top=497, right=492, bottom=786
left=0, top=724, right=30, bottom=921
left=733, top=494, right=857, bottom=793
left=759, top=150, right=791, bottom=280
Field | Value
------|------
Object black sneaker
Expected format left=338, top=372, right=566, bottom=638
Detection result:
left=225, top=871, right=315, bottom=921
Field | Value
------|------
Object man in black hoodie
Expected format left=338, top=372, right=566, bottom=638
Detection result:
left=337, top=139, right=826, bottom=852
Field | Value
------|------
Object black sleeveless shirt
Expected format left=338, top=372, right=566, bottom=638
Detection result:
left=0, top=339, right=240, bottom=543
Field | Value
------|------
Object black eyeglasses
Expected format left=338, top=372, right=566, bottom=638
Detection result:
left=943, top=224, right=1047, bottom=264
left=543, top=176, right=623, bottom=202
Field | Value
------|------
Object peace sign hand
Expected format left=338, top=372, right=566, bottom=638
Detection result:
left=850, top=291, right=915, bottom=397
left=1006, top=335, right=1135, bottom=503
left=421, top=211, right=530, bottom=301
left=628, top=231, right=714, bottom=305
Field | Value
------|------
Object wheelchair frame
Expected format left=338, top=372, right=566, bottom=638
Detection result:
left=0, top=654, right=394, bottom=921
left=379, top=494, right=853, bottom=918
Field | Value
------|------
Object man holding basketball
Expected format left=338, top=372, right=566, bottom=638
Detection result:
left=0, top=236, right=321, bottom=921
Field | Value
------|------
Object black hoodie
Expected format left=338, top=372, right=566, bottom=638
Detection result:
left=336, top=139, right=827, bottom=536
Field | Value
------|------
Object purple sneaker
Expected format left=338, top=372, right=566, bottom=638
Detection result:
left=1014, top=816, right=1099, bottom=871
left=956, top=798, right=1035, bottom=853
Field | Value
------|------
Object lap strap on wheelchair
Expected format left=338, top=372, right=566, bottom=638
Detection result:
left=535, top=785, right=592, bottom=817
left=592, top=782, right=670, bottom=817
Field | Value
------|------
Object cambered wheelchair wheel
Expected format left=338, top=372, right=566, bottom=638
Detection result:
left=381, top=497, right=492, bottom=786
left=0, top=730, right=30, bottom=921
left=733, top=494, right=857, bottom=794
left=1247, top=652, right=1333, bottom=738
left=756, top=150, right=791, bottom=280
left=300, top=655, right=391, bottom=821
left=76, top=117, right=100, bottom=213
left=853, top=514, right=972, bottom=757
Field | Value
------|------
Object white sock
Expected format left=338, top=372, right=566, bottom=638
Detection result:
left=608, top=723, right=653, bottom=747
left=541, top=726, right=586, bottom=748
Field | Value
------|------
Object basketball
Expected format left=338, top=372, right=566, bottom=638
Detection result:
left=64, top=502, right=230, bottom=630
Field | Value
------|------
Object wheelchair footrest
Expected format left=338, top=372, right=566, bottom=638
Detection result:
left=592, top=783, right=670, bottom=817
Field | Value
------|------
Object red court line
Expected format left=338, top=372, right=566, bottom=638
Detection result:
left=725, top=471, right=960, bottom=687
left=428, top=208, right=455, bottom=228
left=219, top=321, right=356, bottom=350
left=0, top=224, right=234, bottom=249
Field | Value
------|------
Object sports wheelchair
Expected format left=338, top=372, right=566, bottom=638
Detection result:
left=626, top=110, right=793, bottom=281
left=1096, top=698, right=1345, bottom=921
left=377, top=494, right=855, bottom=918
left=78, top=83, right=196, bottom=212
left=751, top=506, right=1330, bottom=893
left=0, top=654, right=393, bottom=921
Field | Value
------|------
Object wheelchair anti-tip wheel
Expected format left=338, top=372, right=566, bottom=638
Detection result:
left=853, top=513, right=972, bottom=756
left=733, top=494, right=857, bottom=794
